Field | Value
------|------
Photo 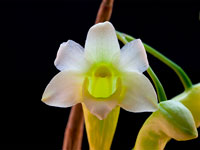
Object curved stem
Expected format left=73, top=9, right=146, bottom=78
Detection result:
left=147, top=67, right=167, bottom=102
left=117, top=32, right=167, bottom=102
left=117, top=31, right=193, bottom=90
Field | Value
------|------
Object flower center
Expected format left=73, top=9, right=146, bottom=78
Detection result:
left=85, top=64, right=120, bottom=99
left=94, top=66, right=111, bottom=78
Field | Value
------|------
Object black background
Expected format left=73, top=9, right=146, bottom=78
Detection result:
left=0, top=0, right=200, bottom=149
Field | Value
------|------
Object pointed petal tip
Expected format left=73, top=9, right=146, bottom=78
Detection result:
left=41, top=93, right=49, bottom=104
left=133, top=38, right=149, bottom=69
left=119, top=72, right=158, bottom=113
left=135, top=38, right=142, bottom=43
left=190, top=130, right=198, bottom=139
left=41, top=96, right=53, bottom=107
left=83, top=98, right=117, bottom=120
left=94, top=113, right=105, bottom=120
left=41, top=71, right=83, bottom=108
left=85, top=104, right=112, bottom=120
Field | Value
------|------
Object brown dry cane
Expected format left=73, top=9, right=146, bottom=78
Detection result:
left=62, top=0, right=114, bottom=150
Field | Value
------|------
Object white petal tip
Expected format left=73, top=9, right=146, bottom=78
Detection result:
left=87, top=22, right=117, bottom=41
left=41, top=97, right=53, bottom=107
left=95, top=112, right=109, bottom=120
left=87, top=107, right=111, bottom=120
left=83, top=99, right=116, bottom=120
left=96, top=115, right=104, bottom=120
left=90, top=21, right=114, bottom=32
left=41, top=96, right=63, bottom=108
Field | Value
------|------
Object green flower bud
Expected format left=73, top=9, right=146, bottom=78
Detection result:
left=134, top=100, right=198, bottom=150
left=173, top=83, right=200, bottom=127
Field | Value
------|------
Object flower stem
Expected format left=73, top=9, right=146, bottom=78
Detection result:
left=117, top=32, right=167, bottom=102
left=95, top=0, right=114, bottom=24
left=117, top=31, right=193, bottom=90
left=147, top=67, right=167, bottom=101
left=62, top=104, right=84, bottom=150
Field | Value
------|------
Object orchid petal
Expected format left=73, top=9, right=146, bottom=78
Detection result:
left=42, top=71, right=83, bottom=107
left=120, top=72, right=158, bottom=112
left=84, top=21, right=120, bottom=63
left=119, top=39, right=149, bottom=73
left=54, top=40, right=88, bottom=72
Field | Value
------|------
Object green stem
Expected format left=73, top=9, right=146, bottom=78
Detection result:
left=117, top=32, right=167, bottom=102
left=117, top=31, right=193, bottom=90
left=147, top=67, right=167, bottom=101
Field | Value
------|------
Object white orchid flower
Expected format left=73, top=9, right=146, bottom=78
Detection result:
left=42, top=21, right=158, bottom=120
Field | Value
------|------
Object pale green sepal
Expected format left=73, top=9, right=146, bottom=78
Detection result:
left=173, top=83, right=200, bottom=127
left=134, top=100, right=198, bottom=150
left=82, top=104, right=120, bottom=150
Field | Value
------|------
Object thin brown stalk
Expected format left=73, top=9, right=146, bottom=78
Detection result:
left=62, top=0, right=115, bottom=150
left=62, top=104, right=84, bottom=150
left=95, top=0, right=114, bottom=24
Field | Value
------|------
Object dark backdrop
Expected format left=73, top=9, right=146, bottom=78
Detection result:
left=0, top=0, right=200, bottom=149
